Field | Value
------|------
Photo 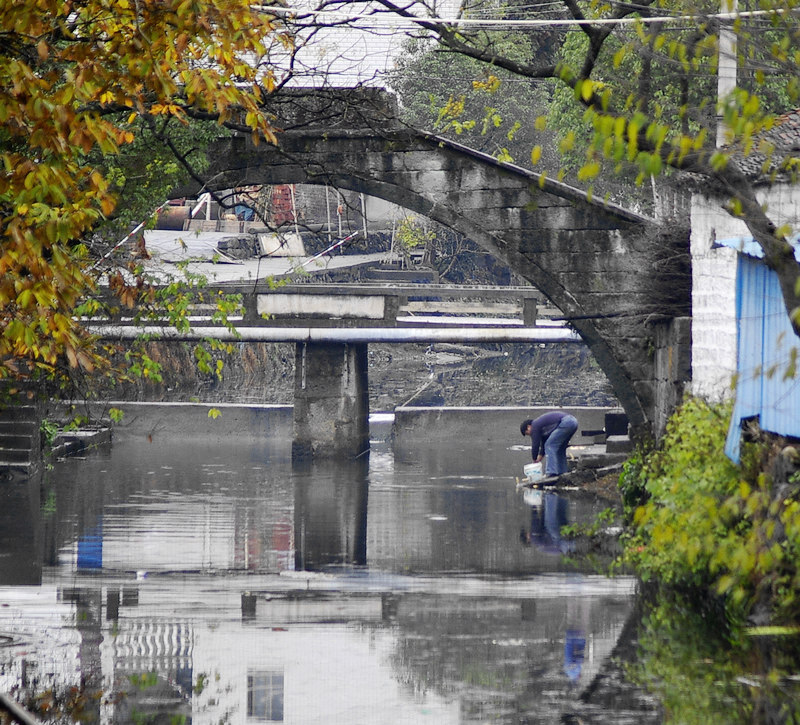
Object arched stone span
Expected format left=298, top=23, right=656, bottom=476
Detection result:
left=175, top=129, right=691, bottom=436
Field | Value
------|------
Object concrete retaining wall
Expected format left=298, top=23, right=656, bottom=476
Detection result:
left=0, top=401, right=43, bottom=480
left=62, top=402, right=293, bottom=442
left=392, top=406, right=618, bottom=446
left=58, top=402, right=621, bottom=449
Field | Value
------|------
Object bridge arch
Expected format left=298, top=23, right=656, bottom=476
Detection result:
left=175, top=128, right=691, bottom=437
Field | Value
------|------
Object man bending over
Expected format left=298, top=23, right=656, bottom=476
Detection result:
left=520, top=411, right=579, bottom=477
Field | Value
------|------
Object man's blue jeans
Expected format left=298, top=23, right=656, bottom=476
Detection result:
left=544, top=414, right=578, bottom=475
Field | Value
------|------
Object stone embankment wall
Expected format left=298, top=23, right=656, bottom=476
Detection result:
left=652, top=317, right=692, bottom=439
left=0, top=402, right=42, bottom=479
left=62, top=401, right=623, bottom=451
left=61, top=401, right=293, bottom=442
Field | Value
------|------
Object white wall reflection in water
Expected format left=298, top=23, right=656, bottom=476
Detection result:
left=0, top=574, right=633, bottom=723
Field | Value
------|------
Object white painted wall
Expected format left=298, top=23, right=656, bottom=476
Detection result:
left=690, top=184, right=800, bottom=401
left=690, top=195, right=740, bottom=401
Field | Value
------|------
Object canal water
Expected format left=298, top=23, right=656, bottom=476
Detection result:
left=0, top=422, right=649, bottom=724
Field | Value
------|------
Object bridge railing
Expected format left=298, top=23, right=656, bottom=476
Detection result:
left=91, top=283, right=560, bottom=330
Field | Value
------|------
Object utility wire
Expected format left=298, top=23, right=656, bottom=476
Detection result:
left=265, top=4, right=799, bottom=29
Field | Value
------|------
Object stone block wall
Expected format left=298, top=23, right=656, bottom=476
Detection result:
left=392, top=406, right=613, bottom=447
left=653, top=317, right=692, bottom=438
left=59, top=401, right=293, bottom=442
left=0, top=400, right=43, bottom=479
left=181, top=128, right=694, bottom=436
left=690, top=194, right=741, bottom=401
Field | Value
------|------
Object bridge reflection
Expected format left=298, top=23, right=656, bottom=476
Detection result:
left=293, top=457, right=369, bottom=570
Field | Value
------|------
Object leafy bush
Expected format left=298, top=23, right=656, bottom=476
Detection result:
left=618, top=446, right=652, bottom=519
left=623, top=397, right=800, bottom=623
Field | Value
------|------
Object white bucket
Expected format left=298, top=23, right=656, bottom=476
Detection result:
left=524, top=461, right=543, bottom=482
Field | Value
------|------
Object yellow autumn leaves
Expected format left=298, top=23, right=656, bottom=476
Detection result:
left=1, top=0, right=289, bottom=382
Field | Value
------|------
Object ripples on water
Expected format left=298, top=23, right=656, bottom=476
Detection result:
left=0, top=428, right=644, bottom=724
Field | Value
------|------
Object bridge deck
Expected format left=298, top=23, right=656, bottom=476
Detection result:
left=93, top=278, right=576, bottom=341
left=99, top=236, right=573, bottom=342
left=89, top=323, right=581, bottom=344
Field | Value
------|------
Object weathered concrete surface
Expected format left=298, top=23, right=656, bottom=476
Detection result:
left=652, top=316, right=692, bottom=438
left=58, top=401, right=293, bottom=442
left=292, top=342, right=370, bottom=460
left=257, top=291, right=387, bottom=320
left=393, top=405, right=614, bottom=447
left=50, top=427, right=112, bottom=458
left=54, top=402, right=622, bottom=451
left=172, top=128, right=691, bottom=438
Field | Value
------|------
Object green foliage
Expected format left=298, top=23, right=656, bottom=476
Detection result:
left=40, top=419, right=60, bottom=447
left=388, top=36, right=557, bottom=168
left=560, top=506, right=617, bottom=538
left=129, top=672, right=159, bottom=691
left=41, top=487, right=57, bottom=517
left=1, top=0, right=283, bottom=387
left=26, top=682, right=106, bottom=723
left=618, top=446, right=652, bottom=519
left=392, top=0, right=800, bottom=321
left=63, top=415, right=89, bottom=432
left=95, top=263, right=245, bottom=391
left=544, top=0, right=798, bottom=202
left=629, top=588, right=800, bottom=724
left=395, top=216, right=434, bottom=252
left=91, top=118, right=223, bottom=242
left=623, top=397, right=800, bottom=623
left=623, top=397, right=740, bottom=590
left=193, top=672, right=209, bottom=695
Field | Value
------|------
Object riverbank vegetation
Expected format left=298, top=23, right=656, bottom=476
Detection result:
left=618, top=397, right=800, bottom=720
left=622, top=397, right=800, bottom=625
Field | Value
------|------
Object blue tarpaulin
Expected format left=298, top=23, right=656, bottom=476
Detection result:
left=715, top=235, right=800, bottom=462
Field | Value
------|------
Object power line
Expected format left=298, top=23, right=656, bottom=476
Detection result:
left=263, top=4, right=799, bottom=30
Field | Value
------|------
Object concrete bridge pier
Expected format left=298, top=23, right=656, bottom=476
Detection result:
left=291, top=341, right=370, bottom=460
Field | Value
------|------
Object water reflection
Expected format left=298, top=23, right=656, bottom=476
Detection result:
left=0, top=435, right=639, bottom=723
left=0, top=473, right=42, bottom=584
left=630, top=589, right=800, bottom=723
left=293, top=457, right=369, bottom=570
left=520, top=491, right=574, bottom=555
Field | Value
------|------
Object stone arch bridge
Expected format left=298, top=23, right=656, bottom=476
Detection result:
left=174, top=122, right=691, bottom=445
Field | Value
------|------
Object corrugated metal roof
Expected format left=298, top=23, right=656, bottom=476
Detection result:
left=724, top=250, right=800, bottom=461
